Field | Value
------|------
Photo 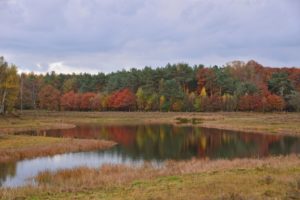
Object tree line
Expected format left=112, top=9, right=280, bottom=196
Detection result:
left=1, top=56, right=300, bottom=114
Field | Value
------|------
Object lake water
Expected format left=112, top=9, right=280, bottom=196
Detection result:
left=1, top=124, right=300, bottom=187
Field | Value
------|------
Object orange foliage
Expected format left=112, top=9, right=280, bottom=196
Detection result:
left=238, top=95, right=263, bottom=111
left=60, top=91, right=76, bottom=111
left=288, top=68, right=300, bottom=92
left=61, top=92, right=97, bottom=111
left=266, top=94, right=285, bottom=111
left=108, top=88, right=136, bottom=111
left=38, top=85, right=61, bottom=110
left=90, top=94, right=102, bottom=111
left=80, top=92, right=96, bottom=111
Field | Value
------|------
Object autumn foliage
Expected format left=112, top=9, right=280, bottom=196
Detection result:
left=2, top=55, right=298, bottom=113
left=38, top=85, right=60, bottom=111
left=61, top=92, right=97, bottom=111
left=60, top=91, right=76, bottom=111
left=80, top=93, right=96, bottom=110
left=108, top=88, right=136, bottom=111
left=266, top=94, right=285, bottom=111
left=238, top=95, right=263, bottom=111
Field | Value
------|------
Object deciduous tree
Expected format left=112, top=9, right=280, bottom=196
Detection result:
left=60, top=91, right=76, bottom=111
left=38, top=85, right=60, bottom=111
left=266, top=94, right=285, bottom=111
left=0, top=57, right=19, bottom=114
left=238, top=95, right=263, bottom=111
left=80, top=92, right=96, bottom=111
left=108, top=88, right=136, bottom=111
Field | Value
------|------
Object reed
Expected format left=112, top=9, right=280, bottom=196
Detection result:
left=34, top=155, right=300, bottom=189
left=1, top=155, right=299, bottom=200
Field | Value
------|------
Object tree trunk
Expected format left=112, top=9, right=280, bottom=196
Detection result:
left=20, top=76, right=23, bottom=114
left=0, top=89, right=7, bottom=114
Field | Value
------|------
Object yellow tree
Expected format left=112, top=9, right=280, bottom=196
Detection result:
left=136, top=87, right=145, bottom=111
left=193, top=87, right=207, bottom=112
left=0, top=58, right=20, bottom=114
left=159, top=95, right=166, bottom=111
left=200, top=87, right=207, bottom=97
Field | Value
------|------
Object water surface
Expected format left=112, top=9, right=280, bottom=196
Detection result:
left=1, top=124, right=300, bottom=187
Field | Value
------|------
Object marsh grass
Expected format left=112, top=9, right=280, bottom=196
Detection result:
left=1, top=155, right=299, bottom=200
left=0, top=136, right=116, bottom=163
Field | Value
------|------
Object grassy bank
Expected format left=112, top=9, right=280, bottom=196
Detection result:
left=0, top=135, right=116, bottom=163
left=1, top=111, right=300, bottom=136
left=1, top=155, right=299, bottom=200
left=0, top=114, right=75, bottom=134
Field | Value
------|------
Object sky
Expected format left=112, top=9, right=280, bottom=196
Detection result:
left=0, top=0, right=299, bottom=74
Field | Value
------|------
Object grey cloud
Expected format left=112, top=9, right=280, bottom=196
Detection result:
left=0, top=0, right=299, bottom=74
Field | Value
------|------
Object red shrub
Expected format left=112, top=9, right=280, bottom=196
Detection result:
left=266, top=94, right=285, bottom=111
left=238, top=95, right=263, bottom=111
left=108, top=88, right=136, bottom=111
left=80, top=92, right=96, bottom=111
left=60, top=91, right=76, bottom=111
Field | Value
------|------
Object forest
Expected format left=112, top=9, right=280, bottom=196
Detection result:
left=1, top=56, right=300, bottom=114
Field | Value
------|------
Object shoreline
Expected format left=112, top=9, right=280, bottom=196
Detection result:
left=0, top=111, right=299, bottom=163
left=0, top=135, right=116, bottom=163
left=1, top=155, right=299, bottom=199
left=0, top=123, right=76, bottom=135
left=1, top=111, right=300, bottom=137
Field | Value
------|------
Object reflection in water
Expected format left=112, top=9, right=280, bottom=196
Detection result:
left=0, top=151, right=148, bottom=188
left=1, top=124, right=300, bottom=187
left=0, top=162, right=16, bottom=187
left=42, top=125, right=300, bottom=160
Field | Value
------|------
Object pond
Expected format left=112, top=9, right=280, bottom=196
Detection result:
left=1, top=124, right=300, bottom=187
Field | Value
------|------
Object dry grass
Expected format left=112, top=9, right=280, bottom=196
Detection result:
left=34, top=154, right=300, bottom=189
left=198, top=112, right=300, bottom=136
left=1, top=111, right=300, bottom=136
left=0, top=135, right=116, bottom=163
left=0, top=135, right=64, bottom=149
left=1, top=155, right=299, bottom=199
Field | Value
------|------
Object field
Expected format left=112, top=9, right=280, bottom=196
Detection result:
left=0, top=111, right=300, bottom=199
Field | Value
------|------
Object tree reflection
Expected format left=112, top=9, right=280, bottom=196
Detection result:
left=0, top=162, right=16, bottom=187
left=4, top=125, right=300, bottom=187
left=39, top=124, right=300, bottom=161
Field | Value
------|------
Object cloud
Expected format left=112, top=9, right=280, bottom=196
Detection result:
left=48, top=61, right=98, bottom=74
left=0, top=0, right=299, bottom=74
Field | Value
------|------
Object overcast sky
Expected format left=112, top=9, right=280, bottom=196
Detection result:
left=0, top=0, right=299, bottom=74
